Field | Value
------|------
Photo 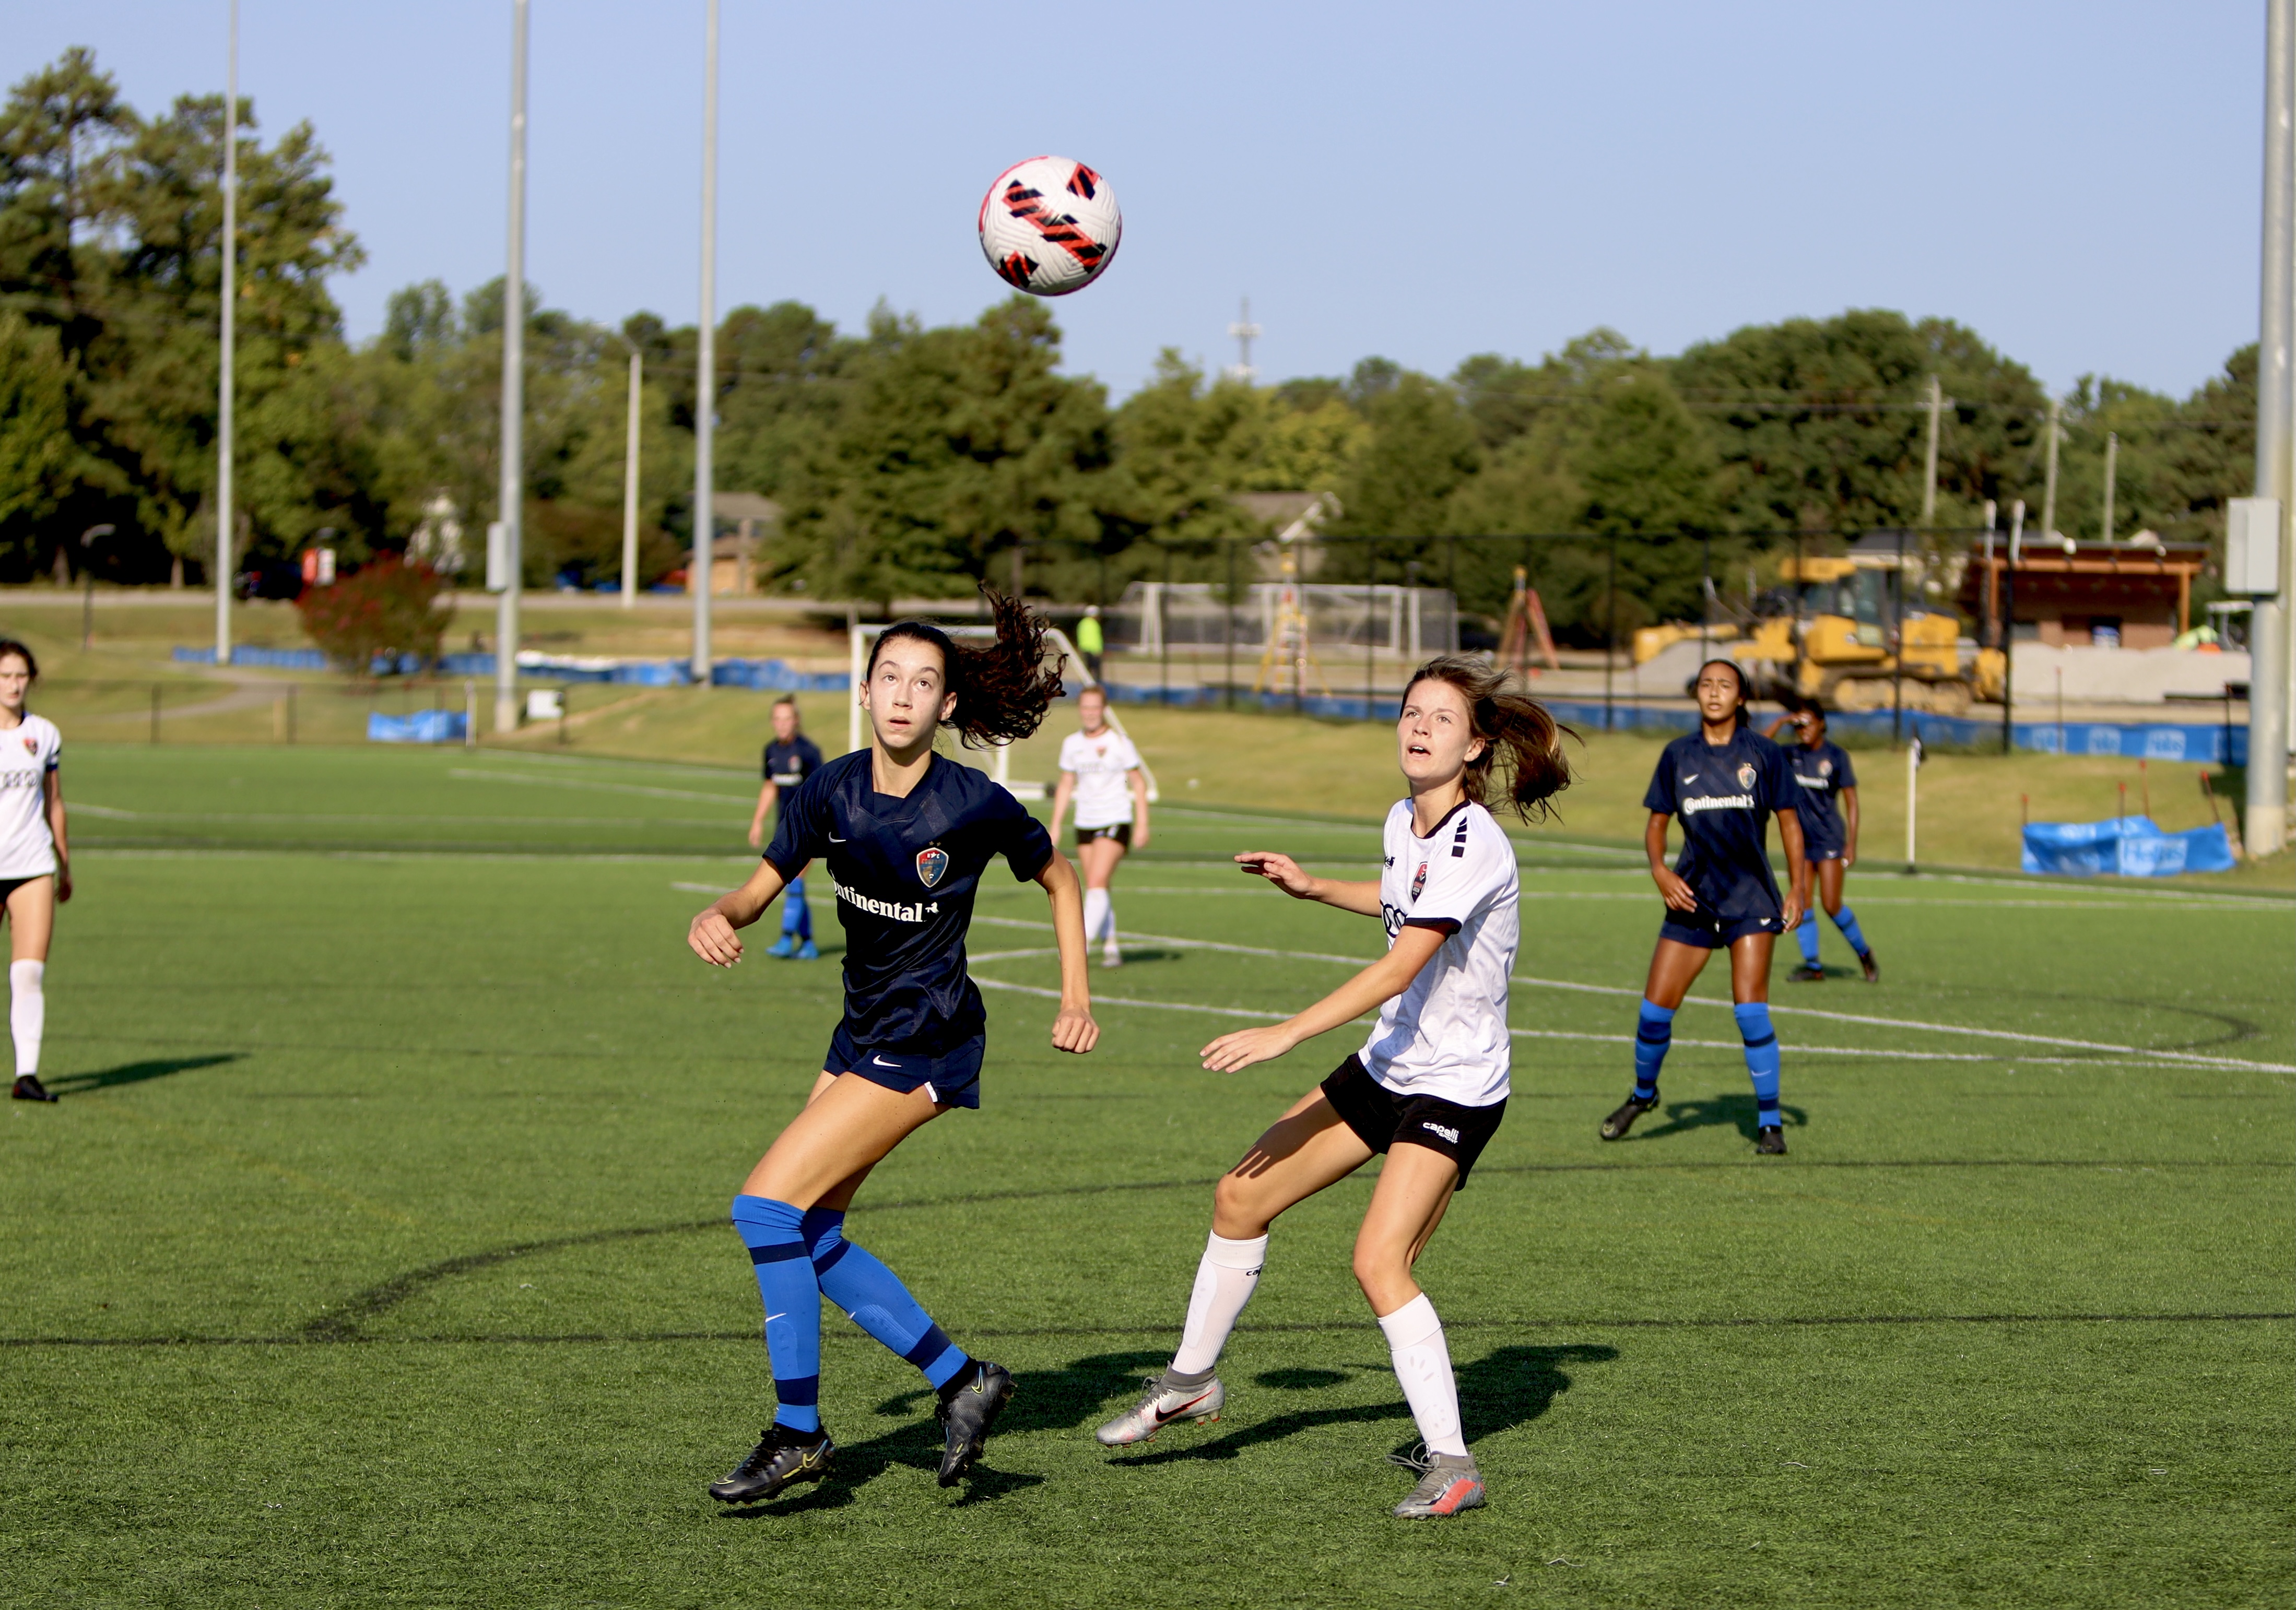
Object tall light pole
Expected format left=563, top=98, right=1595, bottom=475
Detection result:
left=494, top=0, right=529, bottom=735
left=2039, top=397, right=2062, bottom=538
left=1919, top=374, right=1941, bottom=528
left=2250, top=0, right=2293, bottom=858
left=620, top=346, right=642, bottom=609
left=690, top=0, right=720, bottom=686
left=2100, top=431, right=2119, bottom=546
left=214, top=0, right=238, bottom=662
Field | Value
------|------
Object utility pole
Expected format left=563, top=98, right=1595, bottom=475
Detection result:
left=214, top=0, right=238, bottom=664
left=2100, top=431, right=2119, bottom=546
left=1226, top=298, right=1261, bottom=383
left=493, top=0, right=529, bottom=735
left=2249, top=0, right=2294, bottom=859
left=690, top=0, right=720, bottom=688
left=2040, top=398, right=2062, bottom=538
left=620, top=347, right=642, bottom=609
left=1920, top=374, right=1942, bottom=528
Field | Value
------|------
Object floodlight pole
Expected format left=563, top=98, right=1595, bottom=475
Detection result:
left=214, top=0, right=237, bottom=663
left=2248, top=0, right=2294, bottom=858
left=2039, top=398, right=2061, bottom=537
left=493, top=0, right=530, bottom=735
left=690, top=0, right=720, bottom=688
left=620, top=348, right=642, bottom=608
left=2100, top=431, right=2118, bottom=546
left=1920, top=374, right=1941, bottom=528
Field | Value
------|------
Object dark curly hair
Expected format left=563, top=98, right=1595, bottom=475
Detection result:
left=865, top=588, right=1064, bottom=749
left=1400, top=654, right=1576, bottom=822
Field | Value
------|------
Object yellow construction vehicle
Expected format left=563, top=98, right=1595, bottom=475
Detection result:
left=1728, top=550, right=2004, bottom=715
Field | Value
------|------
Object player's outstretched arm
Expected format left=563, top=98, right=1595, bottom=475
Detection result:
left=687, top=859, right=789, bottom=967
left=1199, top=924, right=1445, bottom=1072
left=1035, top=851, right=1098, bottom=1053
left=1645, top=812, right=1696, bottom=911
left=1776, top=806, right=1808, bottom=931
left=1233, top=851, right=1382, bottom=916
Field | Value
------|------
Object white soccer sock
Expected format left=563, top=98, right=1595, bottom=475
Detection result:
left=1378, top=1292, right=1467, bottom=1458
left=1082, top=886, right=1111, bottom=943
left=1101, top=898, right=1120, bottom=950
left=1169, top=1232, right=1268, bottom=1375
left=10, top=959, right=43, bottom=1079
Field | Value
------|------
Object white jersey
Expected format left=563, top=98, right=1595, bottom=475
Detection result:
left=1058, top=727, right=1143, bottom=829
left=0, top=714, right=61, bottom=879
left=1359, top=798, right=1519, bottom=1107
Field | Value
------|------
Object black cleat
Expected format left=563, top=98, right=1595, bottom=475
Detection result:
left=708, top=1423, right=834, bottom=1505
left=1600, top=1093, right=1659, bottom=1141
left=1857, top=949, right=1879, bottom=984
left=1756, top=1125, right=1787, bottom=1156
left=1786, top=962, right=1826, bottom=984
left=935, top=1359, right=1014, bottom=1486
left=11, top=1074, right=55, bottom=1103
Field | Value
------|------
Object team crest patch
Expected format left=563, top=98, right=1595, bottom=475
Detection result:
left=1737, top=762, right=1758, bottom=789
left=19, top=736, right=32, bottom=754
left=1411, top=861, right=1428, bottom=901
left=1819, top=759, right=1833, bottom=778
left=914, top=846, right=949, bottom=888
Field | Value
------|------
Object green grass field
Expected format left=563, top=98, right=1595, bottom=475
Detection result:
left=3, top=743, right=2291, bottom=1607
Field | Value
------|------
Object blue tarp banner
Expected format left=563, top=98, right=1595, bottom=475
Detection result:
left=367, top=709, right=467, bottom=744
left=2020, top=814, right=2238, bottom=878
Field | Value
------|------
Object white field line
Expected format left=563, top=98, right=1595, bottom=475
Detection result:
left=967, top=915, right=2295, bottom=1073
left=449, top=768, right=755, bottom=807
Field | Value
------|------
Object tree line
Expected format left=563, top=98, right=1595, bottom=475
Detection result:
left=0, top=50, right=2257, bottom=638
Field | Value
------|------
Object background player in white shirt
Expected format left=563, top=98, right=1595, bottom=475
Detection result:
left=1047, top=684, right=1148, bottom=966
left=0, top=642, right=69, bottom=1103
left=1096, top=656, right=1572, bottom=1520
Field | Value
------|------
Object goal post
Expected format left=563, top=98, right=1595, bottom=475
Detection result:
left=845, top=621, right=1158, bottom=802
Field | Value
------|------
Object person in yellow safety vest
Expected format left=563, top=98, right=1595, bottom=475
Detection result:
left=1076, top=605, right=1104, bottom=681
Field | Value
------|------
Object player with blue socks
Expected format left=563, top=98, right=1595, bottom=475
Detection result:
left=1602, top=659, right=1807, bottom=1155
left=1766, top=704, right=1878, bottom=984
left=749, top=696, right=823, bottom=961
left=689, top=594, right=1098, bottom=1505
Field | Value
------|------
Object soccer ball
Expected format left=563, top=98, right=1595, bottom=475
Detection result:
left=977, top=156, right=1121, bottom=297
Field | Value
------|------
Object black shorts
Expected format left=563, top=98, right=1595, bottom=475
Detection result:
left=1074, top=823, right=1132, bottom=847
left=1660, top=900, right=1783, bottom=949
left=825, top=1023, right=984, bottom=1110
left=1319, top=1055, right=1506, bottom=1190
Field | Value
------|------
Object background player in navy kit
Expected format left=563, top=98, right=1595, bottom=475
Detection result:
left=1603, top=659, right=1807, bottom=1155
left=748, top=696, right=824, bottom=960
left=1765, top=704, right=1877, bottom=983
left=1096, top=657, right=1572, bottom=1520
left=688, top=594, right=1098, bottom=1506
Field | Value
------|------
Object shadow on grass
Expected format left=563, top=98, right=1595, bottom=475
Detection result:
left=46, top=1052, right=242, bottom=1096
left=1632, top=1093, right=1808, bottom=1144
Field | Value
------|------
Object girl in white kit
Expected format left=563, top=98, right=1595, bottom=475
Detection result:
left=0, top=642, right=69, bottom=1104
left=1049, top=683, right=1149, bottom=966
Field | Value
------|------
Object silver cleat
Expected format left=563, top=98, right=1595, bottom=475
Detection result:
left=1390, top=1447, right=1486, bottom=1518
left=1094, top=1374, right=1225, bottom=1446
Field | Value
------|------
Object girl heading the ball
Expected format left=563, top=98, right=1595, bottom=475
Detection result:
left=687, top=592, right=1097, bottom=1507
left=1601, top=658, right=1807, bottom=1154
left=1097, top=655, right=1571, bottom=1521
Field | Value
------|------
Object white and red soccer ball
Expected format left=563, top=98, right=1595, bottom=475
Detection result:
left=977, top=156, right=1121, bottom=297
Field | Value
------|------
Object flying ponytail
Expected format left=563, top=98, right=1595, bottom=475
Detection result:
left=867, top=587, right=1065, bottom=749
left=1400, top=654, right=1576, bottom=821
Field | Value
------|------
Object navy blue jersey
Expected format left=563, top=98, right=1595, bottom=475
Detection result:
left=1783, top=739, right=1856, bottom=854
left=764, top=750, right=1054, bottom=1053
left=763, top=735, right=824, bottom=791
left=1643, top=727, right=1797, bottom=922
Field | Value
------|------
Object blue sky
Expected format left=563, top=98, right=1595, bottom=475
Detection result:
left=3, top=1, right=2265, bottom=401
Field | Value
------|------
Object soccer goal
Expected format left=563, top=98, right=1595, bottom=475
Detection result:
left=845, top=621, right=1158, bottom=802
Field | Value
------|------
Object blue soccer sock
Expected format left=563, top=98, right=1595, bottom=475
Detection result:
left=731, top=1194, right=823, bottom=1434
left=1795, top=908, right=1820, bottom=966
left=1632, top=1000, right=1674, bottom=1100
left=781, top=876, right=813, bottom=942
left=1734, top=1002, right=1782, bottom=1129
left=1830, top=905, right=1869, bottom=957
left=801, top=1208, right=970, bottom=1390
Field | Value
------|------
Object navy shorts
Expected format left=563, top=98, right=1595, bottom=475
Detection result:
left=1319, top=1055, right=1506, bottom=1190
left=825, top=1023, right=984, bottom=1110
left=1660, top=901, right=1783, bottom=949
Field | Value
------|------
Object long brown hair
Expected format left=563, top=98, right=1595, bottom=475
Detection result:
left=1401, top=654, right=1575, bottom=821
left=866, top=587, right=1065, bottom=748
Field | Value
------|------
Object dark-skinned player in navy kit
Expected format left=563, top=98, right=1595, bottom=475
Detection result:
left=1765, top=703, right=1878, bottom=983
left=687, top=595, right=1098, bottom=1506
left=1601, top=659, right=1808, bottom=1155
